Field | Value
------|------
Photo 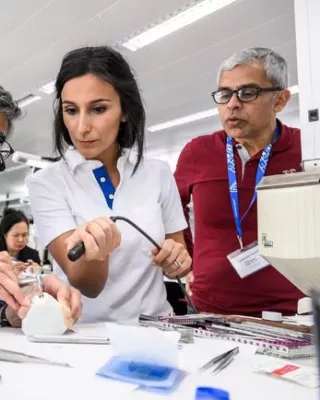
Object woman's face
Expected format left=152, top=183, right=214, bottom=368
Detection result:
left=61, top=73, right=126, bottom=161
left=5, top=221, right=29, bottom=253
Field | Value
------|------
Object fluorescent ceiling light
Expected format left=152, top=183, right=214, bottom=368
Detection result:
left=122, top=0, right=238, bottom=51
left=148, top=108, right=219, bottom=132
left=19, top=197, right=30, bottom=205
left=39, top=80, right=55, bottom=95
left=18, top=95, right=41, bottom=108
left=12, top=151, right=53, bottom=169
left=14, top=185, right=28, bottom=195
left=0, top=193, right=28, bottom=203
left=148, top=85, right=299, bottom=132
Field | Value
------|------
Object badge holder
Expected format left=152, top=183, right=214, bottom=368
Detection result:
left=227, top=240, right=269, bottom=279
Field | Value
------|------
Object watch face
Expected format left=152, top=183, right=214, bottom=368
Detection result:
left=0, top=306, right=11, bottom=327
left=0, top=319, right=11, bottom=327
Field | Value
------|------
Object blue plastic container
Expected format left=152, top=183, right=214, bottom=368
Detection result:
left=195, top=386, right=230, bottom=400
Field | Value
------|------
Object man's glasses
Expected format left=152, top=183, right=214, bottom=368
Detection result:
left=0, top=132, right=14, bottom=171
left=211, top=86, right=282, bottom=104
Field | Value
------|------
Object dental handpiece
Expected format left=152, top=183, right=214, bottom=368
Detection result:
left=19, top=275, right=44, bottom=296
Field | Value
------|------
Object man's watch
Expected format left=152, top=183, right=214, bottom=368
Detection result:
left=0, top=305, right=12, bottom=327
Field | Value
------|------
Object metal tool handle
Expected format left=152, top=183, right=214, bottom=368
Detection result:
left=67, top=242, right=86, bottom=262
left=19, top=275, right=44, bottom=294
left=19, top=277, right=38, bottom=288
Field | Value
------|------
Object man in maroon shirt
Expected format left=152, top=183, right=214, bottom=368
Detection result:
left=175, top=47, right=304, bottom=316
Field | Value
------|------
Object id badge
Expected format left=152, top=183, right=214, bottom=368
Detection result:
left=227, top=241, right=269, bottom=278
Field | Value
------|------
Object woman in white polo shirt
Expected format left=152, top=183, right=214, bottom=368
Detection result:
left=26, top=46, right=191, bottom=323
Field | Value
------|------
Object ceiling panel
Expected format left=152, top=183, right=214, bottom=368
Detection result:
left=0, top=0, right=299, bottom=199
left=0, top=0, right=50, bottom=38
left=1, top=0, right=189, bottom=97
left=130, top=0, right=293, bottom=74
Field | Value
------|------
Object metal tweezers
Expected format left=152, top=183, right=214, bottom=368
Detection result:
left=0, top=348, right=71, bottom=368
left=198, top=346, right=239, bottom=375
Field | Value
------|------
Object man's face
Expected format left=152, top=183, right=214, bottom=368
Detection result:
left=217, top=63, right=290, bottom=140
left=0, top=113, right=8, bottom=136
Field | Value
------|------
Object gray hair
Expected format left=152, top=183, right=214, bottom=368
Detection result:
left=0, top=86, right=22, bottom=134
left=217, top=47, right=288, bottom=89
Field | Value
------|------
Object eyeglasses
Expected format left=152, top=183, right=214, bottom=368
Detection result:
left=211, top=86, right=282, bottom=104
left=0, top=132, right=14, bottom=160
left=0, top=132, right=14, bottom=172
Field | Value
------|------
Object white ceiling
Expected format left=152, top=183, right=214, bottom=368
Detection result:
left=0, top=0, right=299, bottom=213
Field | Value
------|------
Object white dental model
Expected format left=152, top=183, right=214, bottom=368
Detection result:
left=22, top=292, right=67, bottom=336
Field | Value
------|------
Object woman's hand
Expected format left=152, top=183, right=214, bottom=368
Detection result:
left=0, top=252, right=30, bottom=311
left=151, top=239, right=192, bottom=278
left=65, top=217, right=121, bottom=261
left=42, top=275, right=82, bottom=327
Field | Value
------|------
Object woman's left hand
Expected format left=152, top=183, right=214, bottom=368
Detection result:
left=151, top=239, right=191, bottom=278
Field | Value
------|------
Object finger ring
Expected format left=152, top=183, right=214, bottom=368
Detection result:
left=174, top=260, right=183, bottom=269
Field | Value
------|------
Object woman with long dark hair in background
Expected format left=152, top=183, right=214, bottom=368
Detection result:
left=0, top=208, right=40, bottom=269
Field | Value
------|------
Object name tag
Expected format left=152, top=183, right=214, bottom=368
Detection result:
left=227, top=241, right=269, bottom=278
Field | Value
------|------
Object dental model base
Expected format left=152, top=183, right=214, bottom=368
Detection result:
left=22, top=293, right=67, bottom=337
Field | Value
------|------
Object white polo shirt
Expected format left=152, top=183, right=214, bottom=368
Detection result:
left=26, top=147, right=187, bottom=323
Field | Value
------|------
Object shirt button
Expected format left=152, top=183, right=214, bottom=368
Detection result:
left=100, top=177, right=106, bottom=183
left=236, top=145, right=242, bottom=149
left=109, top=194, right=114, bottom=200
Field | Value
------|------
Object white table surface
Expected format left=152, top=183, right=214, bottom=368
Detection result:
left=0, top=323, right=316, bottom=400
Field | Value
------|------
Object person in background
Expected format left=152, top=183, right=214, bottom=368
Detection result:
left=0, top=208, right=41, bottom=274
left=27, top=46, right=191, bottom=324
left=0, top=85, right=82, bottom=327
left=175, top=47, right=304, bottom=317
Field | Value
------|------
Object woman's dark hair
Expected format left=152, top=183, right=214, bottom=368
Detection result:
left=53, top=46, right=146, bottom=173
left=0, top=208, right=29, bottom=251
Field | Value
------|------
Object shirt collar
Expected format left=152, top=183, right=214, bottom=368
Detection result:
left=270, top=119, right=293, bottom=153
left=64, top=146, right=136, bottom=175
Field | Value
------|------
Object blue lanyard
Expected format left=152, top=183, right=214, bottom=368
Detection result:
left=226, top=125, right=279, bottom=248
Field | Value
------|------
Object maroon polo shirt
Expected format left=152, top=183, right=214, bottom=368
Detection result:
left=175, top=120, right=304, bottom=316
